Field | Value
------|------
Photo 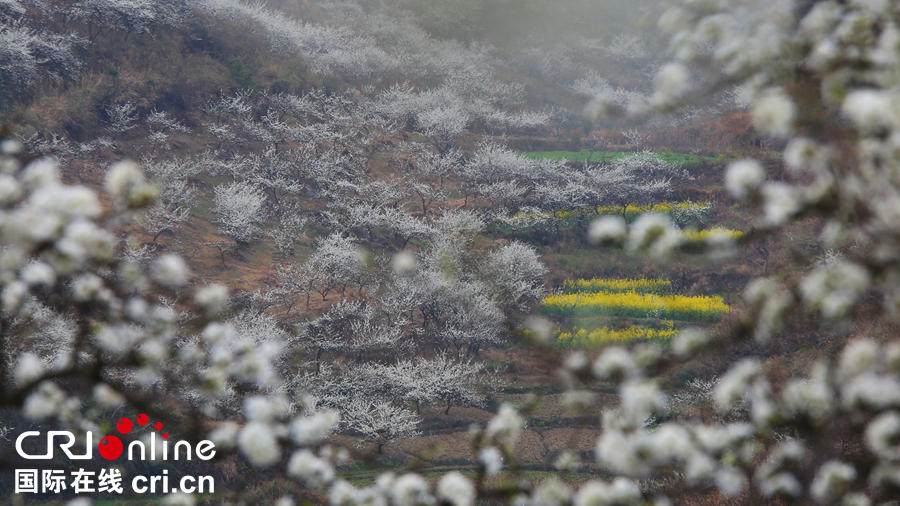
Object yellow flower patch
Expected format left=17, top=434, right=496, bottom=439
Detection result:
left=557, top=321, right=678, bottom=345
left=680, top=227, right=744, bottom=243
left=562, top=277, right=671, bottom=294
left=541, top=291, right=729, bottom=322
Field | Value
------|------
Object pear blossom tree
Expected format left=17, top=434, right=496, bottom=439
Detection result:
left=274, top=260, right=322, bottom=312
left=138, top=201, right=190, bottom=243
left=213, top=181, right=269, bottom=244
left=480, top=241, right=548, bottom=313
left=310, top=233, right=365, bottom=297
left=591, top=150, right=689, bottom=219
left=268, top=211, right=308, bottom=259
left=0, top=21, right=81, bottom=102
left=341, top=398, right=420, bottom=454
left=385, top=353, right=496, bottom=415
left=104, top=101, right=140, bottom=135
left=396, top=148, right=456, bottom=217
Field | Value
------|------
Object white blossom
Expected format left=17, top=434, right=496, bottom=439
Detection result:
left=761, top=182, right=801, bottom=227
left=533, top=478, right=572, bottom=506
left=194, top=284, right=229, bottom=314
left=841, top=373, right=900, bottom=410
left=15, top=353, right=43, bottom=386
left=753, top=88, right=796, bottom=138
left=2, top=281, right=28, bottom=313
left=672, top=328, right=710, bottom=358
left=554, top=451, right=582, bottom=472
left=329, top=480, right=359, bottom=506
left=838, top=339, right=880, bottom=381
left=208, top=422, right=239, bottom=450
left=620, top=380, right=667, bottom=423
left=291, top=410, right=340, bottom=446
left=715, top=467, right=748, bottom=497
left=652, top=62, right=690, bottom=104
left=784, top=138, right=832, bottom=175
left=595, top=430, right=649, bottom=476
left=21, top=261, right=55, bottom=286
left=391, top=251, right=418, bottom=273
left=0, top=174, right=23, bottom=205
left=842, top=89, right=900, bottom=133
left=245, top=395, right=290, bottom=422
left=574, top=479, right=641, bottom=506
left=288, top=449, right=335, bottom=488
left=800, top=262, right=871, bottom=320
left=587, top=216, right=627, bottom=245
left=23, top=381, right=66, bottom=419
left=626, top=213, right=681, bottom=259
left=485, top=404, right=524, bottom=444
left=564, top=351, right=589, bottom=373
left=811, top=461, right=856, bottom=503
left=725, top=159, right=765, bottom=199
left=593, top=347, right=635, bottom=380
left=390, top=474, right=432, bottom=506
left=105, top=160, right=158, bottom=205
left=478, top=447, right=503, bottom=475
left=437, top=472, right=475, bottom=506
left=161, top=493, right=196, bottom=506
left=781, top=377, right=835, bottom=423
left=22, top=159, right=59, bottom=189
left=151, top=255, right=190, bottom=288
left=865, top=411, right=900, bottom=459
left=92, top=384, right=125, bottom=409
left=715, top=359, right=760, bottom=410
left=238, top=422, right=280, bottom=468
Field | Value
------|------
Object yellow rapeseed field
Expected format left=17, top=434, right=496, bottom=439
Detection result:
left=594, top=201, right=708, bottom=217
left=541, top=290, right=730, bottom=322
left=680, top=227, right=744, bottom=242
left=562, top=277, right=671, bottom=294
left=557, top=321, right=678, bottom=346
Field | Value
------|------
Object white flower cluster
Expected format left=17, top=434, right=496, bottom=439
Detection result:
left=624, top=213, right=681, bottom=259
left=554, top=334, right=900, bottom=505
left=325, top=471, right=478, bottom=506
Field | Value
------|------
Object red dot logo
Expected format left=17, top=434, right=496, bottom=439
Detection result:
left=154, top=422, right=163, bottom=430
left=162, top=433, right=168, bottom=439
left=116, top=418, right=133, bottom=434
left=98, top=435, right=123, bottom=460
left=137, top=414, right=149, bottom=425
